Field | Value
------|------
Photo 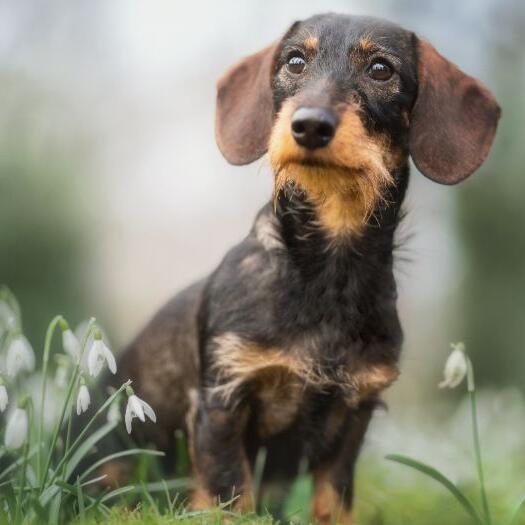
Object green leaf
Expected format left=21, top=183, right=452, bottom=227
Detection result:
left=78, top=448, right=164, bottom=482
left=64, top=421, right=117, bottom=480
left=76, top=477, right=85, bottom=521
left=0, top=447, right=37, bottom=482
left=127, top=478, right=191, bottom=493
left=386, top=454, right=485, bottom=525
left=509, top=497, right=525, bottom=525
left=139, top=481, right=160, bottom=514
left=48, top=491, right=62, bottom=525
left=1, top=482, right=17, bottom=521
left=55, top=480, right=78, bottom=495
left=29, top=494, right=47, bottom=522
left=99, top=485, right=135, bottom=504
left=79, top=474, right=109, bottom=487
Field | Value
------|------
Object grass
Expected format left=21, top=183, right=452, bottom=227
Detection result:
left=1, top=286, right=525, bottom=524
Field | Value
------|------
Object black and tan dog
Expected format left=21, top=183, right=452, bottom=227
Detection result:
left=109, top=13, right=500, bottom=524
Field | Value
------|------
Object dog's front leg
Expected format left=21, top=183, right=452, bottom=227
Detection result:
left=312, top=400, right=375, bottom=525
left=190, top=393, right=253, bottom=512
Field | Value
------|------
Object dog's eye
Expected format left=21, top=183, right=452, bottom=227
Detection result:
left=287, top=54, right=306, bottom=74
left=367, top=60, right=393, bottom=81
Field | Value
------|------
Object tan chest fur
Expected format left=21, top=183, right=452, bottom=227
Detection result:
left=210, top=333, right=399, bottom=438
left=253, top=369, right=305, bottom=438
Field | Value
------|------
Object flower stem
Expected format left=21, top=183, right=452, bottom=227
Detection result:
left=40, top=317, right=95, bottom=490
left=15, top=401, right=32, bottom=525
left=467, top=358, right=492, bottom=525
left=48, top=381, right=128, bottom=486
left=37, top=315, right=63, bottom=482
left=61, top=394, right=75, bottom=480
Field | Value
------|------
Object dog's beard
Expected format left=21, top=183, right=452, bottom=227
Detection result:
left=268, top=102, right=394, bottom=237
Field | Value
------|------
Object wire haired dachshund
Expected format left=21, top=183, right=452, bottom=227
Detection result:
left=102, top=12, right=500, bottom=524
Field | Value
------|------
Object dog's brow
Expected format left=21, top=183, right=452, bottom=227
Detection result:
left=358, top=36, right=376, bottom=53
left=354, top=38, right=399, bottom=59
left=303, top=36, right=318, bottom=50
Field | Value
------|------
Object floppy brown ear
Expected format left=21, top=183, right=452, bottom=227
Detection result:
left=409, top=39, right=501, bottom=184
left=215, top=43, right=278, bottom=165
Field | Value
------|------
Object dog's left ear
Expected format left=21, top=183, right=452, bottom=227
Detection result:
left=215, top=43, right=278, bottom=165
left=409, top=39, right=501, bottom=184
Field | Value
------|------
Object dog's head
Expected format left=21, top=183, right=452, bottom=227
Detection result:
left=215, top=14, right=500, bottom=235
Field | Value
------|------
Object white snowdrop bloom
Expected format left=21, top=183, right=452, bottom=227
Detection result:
left=62, top=329, right=81, bottom=361
left=439, top=343, right=468, bottom=389
left=125, top=393, right=157, bottom=434
left=0, top=383, right=8, bottom=412
left=0, top=302, right=16, bottom=334
left=76, top=384, right=90, bottom=415
left=6, top=335, right=35, bottom=377
left=87, top=334, right=116, bottom=377
left=5, top=407, right=29, bottom=449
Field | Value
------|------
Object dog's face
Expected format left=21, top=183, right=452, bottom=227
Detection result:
left=216, top=14, right=500, bottom=235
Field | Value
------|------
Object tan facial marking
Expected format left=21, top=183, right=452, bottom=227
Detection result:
left=304, top=36, right=319, bottom=50
left=268, top=100, right=395, bottom=238
left=358, top=35, right=376, bottom=53
left=313, top=470, right=354, bottom=525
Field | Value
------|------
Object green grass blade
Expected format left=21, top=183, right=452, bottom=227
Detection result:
left=0, top=447, right=38, bottom=482
left=29, top=495, right=47, bottom=523
left=76, top=477, right=85, bottom=521
left=140, top=481, right=160, bottom=514
left=99, top=485, right=135, bottom=504
left=48, top=491, right=62, bottom=525
left=38, top=315, right=63, bottom=482
left=127, top=478, right=192, bottom=493
left=386, top=454, right=485, bottom=525
left=39, top=423, right=115, bottom=507
left=64, top=421, right=117, bottom=480
left=78, top=448, right=164, bottom=482
left=79, top=474, right=110, bottom=487
left=509, top=497, right=525, bottom=525
left=253, top=447, right=267, bottom=504
left=55, top=480, right=76, bottom=492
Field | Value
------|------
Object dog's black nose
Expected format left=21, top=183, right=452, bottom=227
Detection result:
left=291, top=107, right=338, bottom=150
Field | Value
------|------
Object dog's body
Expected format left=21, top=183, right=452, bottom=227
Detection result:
left=107, top=13, right=500, bottom=524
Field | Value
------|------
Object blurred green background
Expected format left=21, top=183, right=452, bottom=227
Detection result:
left=0, top=0, right=524, bottom=506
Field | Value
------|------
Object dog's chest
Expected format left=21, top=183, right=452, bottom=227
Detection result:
left=252, top=369, right=305, bottom=438
left=247, top=348, right=398, bottom=439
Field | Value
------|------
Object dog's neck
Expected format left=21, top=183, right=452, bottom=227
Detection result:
left=273, top=165, right=409, bottom=276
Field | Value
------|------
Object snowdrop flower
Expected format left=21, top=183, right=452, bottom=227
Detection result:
left=5, top=405, right=29, bottom=449
left=87, top=330, right=116, bottom=377
left=0, top=377, right=7, bottom=412
left=124, top=384, right=156, bottom=434
left=61, top=327, right=81, bottom=361
left=439, top=342, right=468, bottom=389
left=0, top=301, right=17, bottom=334
left=6, top=334, right=35, bottom=377
left=76, top=380, right=90, bottom=415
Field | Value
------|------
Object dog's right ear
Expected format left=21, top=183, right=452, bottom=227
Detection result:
left=409, top=39, right=501, bottom=184
left=215, top=43, right=279, bottom=165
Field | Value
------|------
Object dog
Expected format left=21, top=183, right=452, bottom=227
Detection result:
left=105, top=13, right=500, bottom=524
